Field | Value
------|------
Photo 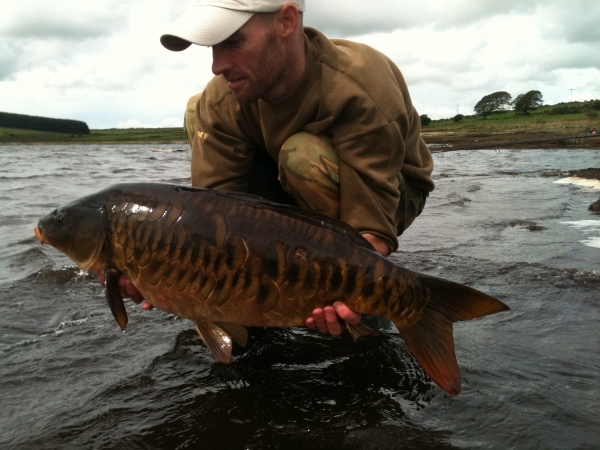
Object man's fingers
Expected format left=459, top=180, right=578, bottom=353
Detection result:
left=333, top=301, right=361, bottom=325
left=141, top=301, right=154, bottom=311
left=307, top=302, right=361, bottom=335
left=117, top=276, right=130, bottom=298
left=116, top=276, right=143, bottom=303
left=125, top=282, right=144, bottom=303
left=324, top=306, right=343, bottom=336
left=311, top=308, right=329, bottom=334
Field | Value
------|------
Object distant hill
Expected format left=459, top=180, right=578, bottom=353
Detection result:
left=0, top=111, right=90, bottom=135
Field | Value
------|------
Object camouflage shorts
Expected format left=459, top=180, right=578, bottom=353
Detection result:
left=279, top=132, right=426, bottom=235
left=278, top=132, right=341, bottom=217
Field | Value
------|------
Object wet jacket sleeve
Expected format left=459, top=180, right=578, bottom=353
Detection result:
left=336, top=118, right=409, bottom=254
left=190, top=92, right=256, bottom=192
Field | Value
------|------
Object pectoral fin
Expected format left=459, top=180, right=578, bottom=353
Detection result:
left=194, top=321, right=233, bottom=363
left=346, top=322, right=380, bottom=340
left=104, top=268, right=128, bottom=331
left=215, top=322, right=248, bottom=347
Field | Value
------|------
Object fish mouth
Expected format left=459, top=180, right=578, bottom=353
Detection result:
left=34, top=226, right=47, bottom=244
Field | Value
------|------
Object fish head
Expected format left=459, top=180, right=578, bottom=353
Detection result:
left=35, top=196, right=108, bottom=271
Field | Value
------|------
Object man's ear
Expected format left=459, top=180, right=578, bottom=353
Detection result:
left=277, top=4, right=300, bottom=38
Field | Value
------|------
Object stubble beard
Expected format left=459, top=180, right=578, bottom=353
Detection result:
left=233, top=32, right=285, bottom=105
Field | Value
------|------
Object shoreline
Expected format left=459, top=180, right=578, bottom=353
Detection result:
left=2, top=129, right=599, bottom=149
left=0, top=140, right=189, bottom=146
left=423, top=130, right=600, bottom=151
left=2, top=136, right=600, bottom=149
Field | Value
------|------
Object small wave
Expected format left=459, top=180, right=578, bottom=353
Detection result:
left=561, top=220, right=600, bottom=248
left=427, top=143, right=453, bottom=148
left=29, top=264, right=95, bottom=285
left=271, top=356, right=351, bottom=371
left=0, top=173, right=54, bottom=181
left=555, top=177, right=600, bottom=190
left=150, top=148, right=184, bottom=153
left=57, top=316, right=92, bottom=330
left=488, top=220, right=547, bottom=232
left=163, top=177, right=193, bottom=185
left=3, top=338, right=41, bottom=351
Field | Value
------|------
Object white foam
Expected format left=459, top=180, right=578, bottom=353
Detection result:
left=555, top=177, right=600, bottom=190
left=562, top=220, right=600, bottom=249
left=562, top=220, right=600, bottom=230
left=581, top=237, right=600, bottom=249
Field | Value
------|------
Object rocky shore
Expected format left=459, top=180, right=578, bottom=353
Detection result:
left=423, top=130, right=600, bottom=151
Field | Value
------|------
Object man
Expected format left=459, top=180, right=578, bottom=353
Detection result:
left=122, top=0, right=434, bottom=336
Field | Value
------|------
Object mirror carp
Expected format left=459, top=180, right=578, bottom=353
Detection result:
left=34, top=183, right=509, bottom=395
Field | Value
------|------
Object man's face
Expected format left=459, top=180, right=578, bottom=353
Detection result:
left=211, top=14, right=287, bottom=104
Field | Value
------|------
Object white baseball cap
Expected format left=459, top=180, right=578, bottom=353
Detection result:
left=161, top=0, right=305, bottom=51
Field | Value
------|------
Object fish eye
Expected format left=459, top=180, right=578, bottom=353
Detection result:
left=56, top=211, right=65, bottom=223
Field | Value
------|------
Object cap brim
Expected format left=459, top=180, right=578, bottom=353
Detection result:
left=161, top=5, right=254, bottom=51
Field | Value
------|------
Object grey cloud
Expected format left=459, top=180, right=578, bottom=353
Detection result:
left=0, top=36, right=97, bottom=81
left=0, top=1, right=130, bottom=81
left=303, top=0, right=537, bottom=38
left=0, top=1, right=129, bottom=41
left=540, top=3, right=600, bottom=45
left=4, top=16, right=125, bottom=41
left=304, top=2, right=414, bottom=37
left=0, top=42, right=20, bottom=80
left=45, top=55, right=161, bottom=97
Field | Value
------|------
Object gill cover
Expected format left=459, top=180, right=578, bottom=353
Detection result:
left=36, top=194, right=108, bottom=271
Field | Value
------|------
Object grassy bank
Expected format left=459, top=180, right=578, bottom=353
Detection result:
left=2, top=101, right=599, bottom=148
left=0, top=126, right=187, bottom=144
left=426, top=105, right=599, bottom=134
left=423, top=104, right=600, bottom=149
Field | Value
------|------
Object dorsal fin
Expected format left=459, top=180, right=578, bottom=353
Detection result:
left=212, top=190, right=377, bottom=252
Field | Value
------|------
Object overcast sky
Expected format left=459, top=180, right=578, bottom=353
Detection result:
left=1, top=0, right=599, bottom=129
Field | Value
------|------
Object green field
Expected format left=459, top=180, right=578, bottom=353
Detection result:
left=1, top=101, right=598, bottom=145
left=424, top=103, right=599, bottom=136
left=0, top=126, right=187, bottom=144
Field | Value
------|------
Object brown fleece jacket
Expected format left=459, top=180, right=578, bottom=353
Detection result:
left=191, top=27, right=434, bottom=251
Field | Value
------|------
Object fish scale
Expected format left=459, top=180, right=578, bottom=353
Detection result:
left=34, top=182, right=510, bottom=395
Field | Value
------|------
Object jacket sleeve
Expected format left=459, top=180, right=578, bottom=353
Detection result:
left=336, top=117, right=408, bottom=253
left=190, top=91, right=258, bottom=192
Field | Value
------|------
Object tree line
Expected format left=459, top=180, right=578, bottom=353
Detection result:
left=420, top=93, right=600, bottom=126
left=0, top=111, right=90, bottom=135
left=473, top=90, right=544, bottom=118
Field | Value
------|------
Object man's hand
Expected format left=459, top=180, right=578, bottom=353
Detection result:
left=306, top=301, right=361, bottom=336
left=98, top=272, right=153, bottom=310
left=305, top=234, right=388, bottom=335
left=361, top=233, right=390, bottom=256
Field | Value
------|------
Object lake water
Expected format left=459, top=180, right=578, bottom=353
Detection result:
left=1, top=144, right=599, bottom=449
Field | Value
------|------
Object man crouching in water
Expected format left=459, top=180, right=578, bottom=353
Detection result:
left=115, top=0, right=434, bottom=335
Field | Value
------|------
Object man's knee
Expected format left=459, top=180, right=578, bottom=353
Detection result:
left=278, top=132, right=341, bottom=216
left=279, top=132, right=338, bottom=178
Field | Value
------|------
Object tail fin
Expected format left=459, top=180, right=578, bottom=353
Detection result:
left=395, top=275, right=509, bottom=396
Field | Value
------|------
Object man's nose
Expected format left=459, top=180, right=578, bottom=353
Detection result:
left=211, top=47, right=233, bottom=76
